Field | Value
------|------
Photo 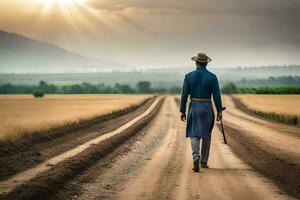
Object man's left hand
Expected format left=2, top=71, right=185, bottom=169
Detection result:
left=217, top=112, right=223, bottom=121
left=180, top=113, right=186, bottom=122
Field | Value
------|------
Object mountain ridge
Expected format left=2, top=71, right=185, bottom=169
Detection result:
left=0, top=30, right=123, bottom=73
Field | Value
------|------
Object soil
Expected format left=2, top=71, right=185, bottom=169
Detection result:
left=1, top=95, right=298, bottom=200
left=0, top=97, right=163, bottom=199
left=0, top=97, right=155, bottom=181
left=50, top=96, right=295, bottom=200
left=220, top=95, right=300, bottom=198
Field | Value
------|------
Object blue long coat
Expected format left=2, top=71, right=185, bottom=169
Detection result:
left=180, top=66, right=222, bottom=138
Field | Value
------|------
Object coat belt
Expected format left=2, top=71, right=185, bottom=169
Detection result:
left=191, top=98, right=211, bottom=102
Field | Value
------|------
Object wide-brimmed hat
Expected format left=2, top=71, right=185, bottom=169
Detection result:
left=191, top=53, right=212, bottom=63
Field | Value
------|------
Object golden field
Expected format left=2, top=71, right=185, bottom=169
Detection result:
left=234, top=94, right=300, bottom=116
left=0, top=94, right=151, bottom=141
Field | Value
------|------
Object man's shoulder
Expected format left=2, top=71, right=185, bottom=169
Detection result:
left=205, top=69, right=218, bottom=79
left=185, top=68, right=217, bottom=78
left=184, top=70, right=196, bottom=79
left=185, top=70, right=195, bottom=77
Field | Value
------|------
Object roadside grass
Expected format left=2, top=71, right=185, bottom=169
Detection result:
left=250, top=109, right=299, bottom=126
left=231, top=94, right=300, bottom=126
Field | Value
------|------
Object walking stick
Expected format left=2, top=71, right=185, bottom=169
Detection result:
left=220, top=107, right=227, bottom=144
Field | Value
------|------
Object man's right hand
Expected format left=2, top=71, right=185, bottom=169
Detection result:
left=217, top=112, right=223, bottom=121
left=180, top=113, right=186, bottom=122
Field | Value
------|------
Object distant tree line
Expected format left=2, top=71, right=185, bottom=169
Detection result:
left=221, top=82, right=300, bottom=94
left=2, top=80, right=300, bottom=96
left=234, top=76, right=300, bottom=86
left=0, top=81, right=181, bottom=95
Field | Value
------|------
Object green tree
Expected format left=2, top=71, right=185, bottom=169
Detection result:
left=0, top=84, right=14, bottom=94
left=32, top=90, right=44, bottom=98
left=38, top=80, right=57, bottom=93
left=169, top=86, right=181, bottom=94
left=115, top=84, right=135, bottom=93
left=81, top=82, right=97, bottom=93
left=70, top=84, right=84, bottom=93
left=221, top=82, right=238, bottom=94
left=137, top=81, right=152, bottom=93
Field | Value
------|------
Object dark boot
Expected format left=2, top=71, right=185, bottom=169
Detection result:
left=201, top=162, right=209, bottom=168
left=193, top=156, right=200, bottom=172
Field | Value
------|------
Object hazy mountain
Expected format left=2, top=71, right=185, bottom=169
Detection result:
left=1, top=30, right=299, bottom=84
left=0, top=30, right=124, bottom=73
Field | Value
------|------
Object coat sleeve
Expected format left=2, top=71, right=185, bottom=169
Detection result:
left=212, top=75, right=223, bottom=113
left=180, top=75, right=190, bottom=113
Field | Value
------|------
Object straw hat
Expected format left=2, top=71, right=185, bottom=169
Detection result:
left=191, top=53, right=212, bottom=63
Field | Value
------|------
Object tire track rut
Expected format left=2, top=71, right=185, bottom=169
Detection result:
left=0, top=97, right=162, bottom=198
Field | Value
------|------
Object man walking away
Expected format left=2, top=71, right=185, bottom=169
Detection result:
left=180, top=53, right=223, bottom=173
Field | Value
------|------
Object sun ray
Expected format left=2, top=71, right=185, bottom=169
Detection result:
left=40, top=0, right=81, bottom=8
left=27, top=0, right=119, bottom=49
left=32, top=0, right=88, bottom=14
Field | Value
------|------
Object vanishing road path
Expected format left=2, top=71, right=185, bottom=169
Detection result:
left=53, top=96, right=295, bottom=200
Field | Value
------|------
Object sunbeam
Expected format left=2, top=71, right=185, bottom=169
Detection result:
left=39, top=0, right=86, bottom=8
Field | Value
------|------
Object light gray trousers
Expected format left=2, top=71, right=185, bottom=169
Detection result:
left=190, top=136, right=211, bottom=163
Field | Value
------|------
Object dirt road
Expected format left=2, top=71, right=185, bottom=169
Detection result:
left=0, top=97, right=161, bottom=198
left=53, top=96, right=295, bottom=200
left=0, top=97, right=156, bottom=182
left=221, top=95, right=300, bottom=197
left=223, top=96, right=300, bottom=161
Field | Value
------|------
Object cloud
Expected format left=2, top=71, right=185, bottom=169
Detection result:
left=88, top=0, right=300, bottom=16
left=0, top=0, right=299, bottom=68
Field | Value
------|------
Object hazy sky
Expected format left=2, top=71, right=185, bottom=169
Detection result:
left=0, top=0, right=300, bottom=69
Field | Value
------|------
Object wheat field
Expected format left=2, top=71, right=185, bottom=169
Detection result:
left=234, top=94, right=300, bottom=116
left=0, top=94, right=151, bottom=141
